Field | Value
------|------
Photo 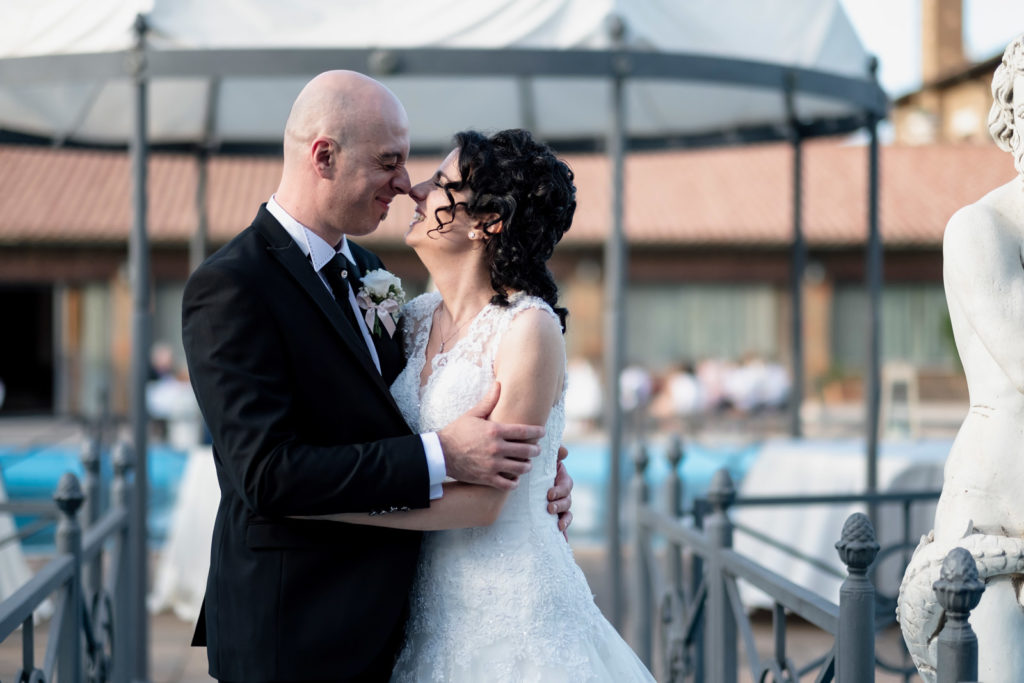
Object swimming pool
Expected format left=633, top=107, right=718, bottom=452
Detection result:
left=0, top=443, right=188, bottom=549
left=0, top=437, right=762, bottom=549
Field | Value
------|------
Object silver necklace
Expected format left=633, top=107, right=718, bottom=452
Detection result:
left=437, top=308, right=474, bottom=353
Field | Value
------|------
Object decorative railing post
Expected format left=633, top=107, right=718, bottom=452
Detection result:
left=665, top=436, right=685, bottom=595
left=81, top=436, right=103, bottom=604
left=112, top=440, right=134, bottom=682
left=934, top=547, right=984, bottom=683
left=631, top=442, right=653, bottom=666
left=55, top=473, right=85, bottom=683
left=662, top=436, right=687, bottom=682
left=705, top=468, right=737, bottom=683
left=691, top=497, right=707, bottom=683
left=835, top=512, right=879, bottom=682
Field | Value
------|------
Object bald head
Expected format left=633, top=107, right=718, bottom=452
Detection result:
left=283, top=70, right=405, bottom=161
left=275, top=70, right=411, bottom=244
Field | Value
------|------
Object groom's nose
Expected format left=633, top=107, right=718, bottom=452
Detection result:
left=392, top=166, right=411, bottom=195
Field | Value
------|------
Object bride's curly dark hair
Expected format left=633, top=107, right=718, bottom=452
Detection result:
left=430, top=128, right=576, bottom=331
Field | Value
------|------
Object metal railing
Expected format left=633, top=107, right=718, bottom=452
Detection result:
left=0, top=436, right=134, bottom=682
left=631, top=437, right=986, bottom=682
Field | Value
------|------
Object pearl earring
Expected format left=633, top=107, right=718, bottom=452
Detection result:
left=468, top=231, right=477, bottom=239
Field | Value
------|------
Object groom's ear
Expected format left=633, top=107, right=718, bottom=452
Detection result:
left=311, top=137, right=336, bottom=177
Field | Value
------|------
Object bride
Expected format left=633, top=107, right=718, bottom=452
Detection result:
left=321, top=129, right=654, bottom=681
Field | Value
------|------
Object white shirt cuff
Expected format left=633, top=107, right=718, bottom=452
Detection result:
left=420, top=432, right=446, bottom=500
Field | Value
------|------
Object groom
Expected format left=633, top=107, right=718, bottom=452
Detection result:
left=182, top=70, right=573, bottom=682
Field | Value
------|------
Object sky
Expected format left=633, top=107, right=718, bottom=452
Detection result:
left=839, top=0, right=1024, bottom=97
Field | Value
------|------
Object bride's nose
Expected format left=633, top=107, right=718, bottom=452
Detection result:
left=409, top=179, right=430, bottom=202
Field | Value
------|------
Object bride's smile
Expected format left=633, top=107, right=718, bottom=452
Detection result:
left=404, top=149, right=478, bottom=248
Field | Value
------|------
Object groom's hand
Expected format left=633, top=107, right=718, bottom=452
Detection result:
left=438, top=382, right=544, bottom=490
left=548, top=446, right=573, bottom=539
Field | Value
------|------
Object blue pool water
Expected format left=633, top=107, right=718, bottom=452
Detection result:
left=0, top=438, right=762, bottom=549
left=0, top=444, right=188, bottom=549
left=562, top=439, right=761, bottom=539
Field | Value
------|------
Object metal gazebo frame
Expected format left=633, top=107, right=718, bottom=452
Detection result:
left=0, top=14, right=887, bottom=679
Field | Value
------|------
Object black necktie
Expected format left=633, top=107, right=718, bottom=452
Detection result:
left=322, top=253, right=400, bottom=379
left=321, top=253, right=363, bottom=334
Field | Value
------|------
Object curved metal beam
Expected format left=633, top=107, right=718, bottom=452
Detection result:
left=0, top=47, right=887, bottom=115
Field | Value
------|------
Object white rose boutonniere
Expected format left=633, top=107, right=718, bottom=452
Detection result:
left=356, top=269, right=406, bottom=337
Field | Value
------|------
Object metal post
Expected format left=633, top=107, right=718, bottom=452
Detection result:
left=112, top=441, right=134, bottom=683
left=17, top=615, right=37, bottom=682
left=604, top=15, right=629, bottom=629
left=665, top=436, right=685, bottom=596
left=785, top=72, right=805, bottom=438
left=191, top=149, right=209, bottom=274
left=772, top=603, right=789, bottom=675
left=691, top=497, right=706, bottom=682
left=128, top=14, right=151, bottom=682
left=81, top=436, right=102, bottom=604
left=934, top=548, right=984, bottom=683
left=663, top=436, right=685, bottom=683
left=704, top=468, right=737, bottom=683
left=631, top=443, right=652, bottom=664
left=864, top=56, right=883, bottom=527
left=55, top=473, right=85, bottom=683
left=835, top=512, right=879, bottom=682
left=190, top=77, right=220, bottom=274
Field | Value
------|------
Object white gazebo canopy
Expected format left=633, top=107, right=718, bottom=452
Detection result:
left=0, top=0, right=883, bottom=150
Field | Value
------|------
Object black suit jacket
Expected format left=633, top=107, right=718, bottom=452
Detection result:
left=182, top=206, right=428, bottom=681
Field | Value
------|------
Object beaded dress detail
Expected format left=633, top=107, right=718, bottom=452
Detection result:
left=388, top=291, right=654, bottom=683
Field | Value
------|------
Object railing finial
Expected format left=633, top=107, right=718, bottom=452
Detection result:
left=835, top=511, right=879, bottom=573
left=706, top=468, right=735, bottom=512
left=934, top=547, right=984, bottom=682
left=113, top=439, right=134, bottom=476
left=666, top=434, right=684, bottom=470
left=633, top=442, right=649, bottom=477
left=54, top=472, right=84, bottom=518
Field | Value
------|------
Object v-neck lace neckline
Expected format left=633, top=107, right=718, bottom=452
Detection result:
left=418, top=295, right=494, bottom=396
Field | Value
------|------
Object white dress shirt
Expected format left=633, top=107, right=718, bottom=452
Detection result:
left=267, top=196, right=446, bottom=500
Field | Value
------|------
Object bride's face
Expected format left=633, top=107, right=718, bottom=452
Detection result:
left=405, top=148, right=477, bottom=251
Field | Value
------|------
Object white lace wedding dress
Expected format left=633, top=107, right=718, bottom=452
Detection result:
left=388, top=291, right=654, bottom=683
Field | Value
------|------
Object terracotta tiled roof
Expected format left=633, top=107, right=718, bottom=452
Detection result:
left=0, top=142, right=1015, bottom=248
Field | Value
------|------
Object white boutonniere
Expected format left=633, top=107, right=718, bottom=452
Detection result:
left=356, top=269, right=406, bottom=338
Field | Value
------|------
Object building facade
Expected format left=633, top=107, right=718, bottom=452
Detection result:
left=1, top=136, right=1010, bottom=418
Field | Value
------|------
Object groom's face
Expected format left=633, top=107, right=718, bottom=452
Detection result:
left=329, top=100, right=411, bottom=237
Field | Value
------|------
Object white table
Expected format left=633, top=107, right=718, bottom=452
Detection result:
left=732, top=437, right=948, bottom=608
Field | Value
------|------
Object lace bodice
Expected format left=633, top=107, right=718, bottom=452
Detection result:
left=388, top=292, right=646, bottom=682
left=390, top=291, right=569, bottom=549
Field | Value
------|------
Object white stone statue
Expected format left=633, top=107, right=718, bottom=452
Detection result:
left=897, top=34, right=1024, bottom=683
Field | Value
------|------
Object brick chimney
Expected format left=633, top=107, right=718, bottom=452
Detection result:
left=921, top=0, right=966, bottom=82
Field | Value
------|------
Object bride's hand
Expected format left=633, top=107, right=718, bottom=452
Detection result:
left=438, top=381, right=545, bottom=490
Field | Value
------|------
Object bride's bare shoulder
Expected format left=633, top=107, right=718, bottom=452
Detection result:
left=492, top=305, right=565, bottom=419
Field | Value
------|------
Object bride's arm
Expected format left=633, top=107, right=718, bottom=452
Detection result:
left=301, top=307, right=566, bottom=531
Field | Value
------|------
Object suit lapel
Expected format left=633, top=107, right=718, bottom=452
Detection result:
left=253, top=210, right=401, bottom=409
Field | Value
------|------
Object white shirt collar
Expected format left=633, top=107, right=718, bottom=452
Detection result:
left=267, top=195, right=356, bottom=272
